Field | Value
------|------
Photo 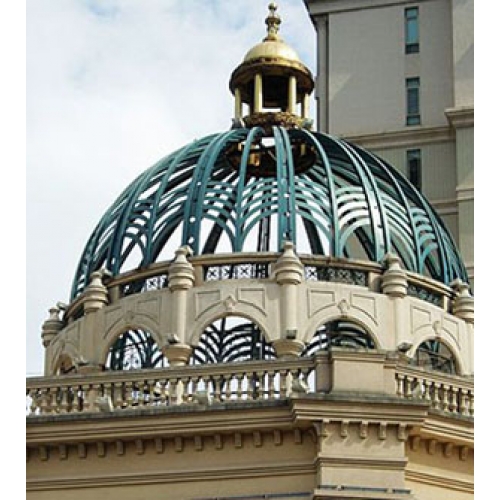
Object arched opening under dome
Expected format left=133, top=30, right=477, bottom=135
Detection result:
left=191, top=316, right=276, bottom=365
left=106, top=329, right=167, bottom=370
left=411, top=339, right=458, bottom=374
left=302, top=319, right=376, bottom=358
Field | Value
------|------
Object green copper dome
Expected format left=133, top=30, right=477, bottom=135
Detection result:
left=71, top=126, right=467, bottom=299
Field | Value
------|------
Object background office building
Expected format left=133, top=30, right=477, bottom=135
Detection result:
left=305, top=0, right=474, bottom=286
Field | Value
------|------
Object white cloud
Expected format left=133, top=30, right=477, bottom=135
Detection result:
left=26, top=0, right=316, bottom=375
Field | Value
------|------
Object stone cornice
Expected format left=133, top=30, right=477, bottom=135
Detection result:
left=26, top=400, right=295, bottom=446
left=27, top=391, right=474, bottom=450
left=290, top=392, right=430, bottom=427
left=305, top=0, right=435, bottom=16
left=338, top=125, right=453, bottom=151
left=445, top=106, right=474, bottom=129
left=405, top=468, right=473, bottom=493
left=414, top=411, right=474, bottom=447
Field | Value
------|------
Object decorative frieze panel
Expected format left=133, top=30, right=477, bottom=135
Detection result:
left=194, top=290, right=222, bottom=319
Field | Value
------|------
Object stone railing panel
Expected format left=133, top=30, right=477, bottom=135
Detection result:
left=396, top=365, right=473, bottom=417
left=26, top=357, right=316, bottom=416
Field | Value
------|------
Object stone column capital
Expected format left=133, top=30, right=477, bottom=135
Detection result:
left=273, top=338, right=305, bottom=359
left=162, top=343, right=193, bottom=366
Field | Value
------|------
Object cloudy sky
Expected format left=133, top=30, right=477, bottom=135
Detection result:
left=26, top=0, right=316, bottom=375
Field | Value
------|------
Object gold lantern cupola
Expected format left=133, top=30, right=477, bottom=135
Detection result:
left=229, top=3, right=315, bottom=131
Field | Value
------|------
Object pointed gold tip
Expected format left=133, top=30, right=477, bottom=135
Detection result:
left=264, top=2, right=281, bottom=41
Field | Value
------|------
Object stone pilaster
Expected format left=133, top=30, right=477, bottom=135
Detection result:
left=164, top=246, right=195, bottom=365
left=273, top=241, right=305, bottom=358
left=381, top=254, right=409, bottom=351
left=78, top=270, right=110, bottom=372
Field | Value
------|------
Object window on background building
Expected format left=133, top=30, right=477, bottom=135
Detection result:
left=406, top=77, right=421, bottom=125
left=405, top=7, right=419, bottom=54
left=407, top=149, right=422, bottom=190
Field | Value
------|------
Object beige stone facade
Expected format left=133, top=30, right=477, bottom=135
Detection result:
left=27, top=248, right=474, bottom=499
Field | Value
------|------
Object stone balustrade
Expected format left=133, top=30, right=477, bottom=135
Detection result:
left=63, top=253, right=460, bottom=324
left=26, top=357, right=316, bottom=416
left=26, top=352, right=473, bottom=419
left=396, top=364, right=474, bottom=417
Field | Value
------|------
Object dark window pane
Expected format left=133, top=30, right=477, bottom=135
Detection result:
left=407, top=149, right=422, bottom=190
left=406, top=78, right=420, bottom=126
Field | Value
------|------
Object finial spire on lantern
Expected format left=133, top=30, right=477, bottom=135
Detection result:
left=264, top=3, right=281, bottom=41
left=228, top=3, right=315, bottom=132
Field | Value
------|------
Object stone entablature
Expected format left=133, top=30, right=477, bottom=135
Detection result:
left=42, top=248, right=474, bottom=377
left=26, top=371, right=473, bottom=499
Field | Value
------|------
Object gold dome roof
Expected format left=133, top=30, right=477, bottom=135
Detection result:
left=243, top=39, right=301, bottom=63
left=243, top=2, right=301, bottom=64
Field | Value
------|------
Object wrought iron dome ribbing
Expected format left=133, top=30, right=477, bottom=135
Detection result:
left=71, top=125, right=467, bottom=299
left=70, top=4, right=467, bottom=300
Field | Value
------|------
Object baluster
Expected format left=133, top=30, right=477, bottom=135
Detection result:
left=442, top=384, right=450, bottom=412
left=67, top=385, right=77, bottom=413
left=396, top=373, right=405, bottom=397
left=49, top=386, right=60, bottom=414
left=459, top=389, right=468, bottom=416
left=469, top=391, right=474, bottom=416
left=141, top=379, right=151, bottom=407
left=81, top=384, right=90, bottom=412
left=236, top=372, right=244, bottom=401
left=213, top=375, right=222, bottom=403
left=175, top=377, right=184, bottom=405
left=157, top=379, right=167, bottom=406
left=279, top=369, right=288, bottom=398
left=34, top=389, right=43, bottom=414
left=246, top=372, right=254, bottom=400
left=166, top=379, right=174, bottom=406
left=249, top=371, right=256, bottom=399
left=269, top=370, right=277, bottom=399
left=39, top=387, right=49, bottom=414
left=405, top=376, right=414, bottom=399
left=203, top=376, right=213, bottom=402
left=124, top=381, right=134, bottom=408
left=260, top=370, right=267, bottom=400
left=286, top=370, right=294, bottom=397
left=450, top=387, right=458, bottom=413
left=307, top=368, right=316, bottom=393
left=102, top=382, right=112, bottom=410
left=431, top=382, right=441, bottom=410
left=113, top=381, right=124, bottom=409
left=225, top=374, right=233, bottom=401
left=60, top=385, right=70, bottom=413
left=27, top=389, right=36, bottom=415
left=150, top=379, right=160, bottom=406
left=182, top=376, right=192, bottom=404
left=76, top=385, right=84, bottom=412
left=422, top=379, right=431, bottom=403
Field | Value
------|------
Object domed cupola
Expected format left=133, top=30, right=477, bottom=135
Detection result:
left=71, top=3, right=467, bottom=300
left=30, top=8, right=474, bottom=495
left=229, top=2, right=315, bottom=130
